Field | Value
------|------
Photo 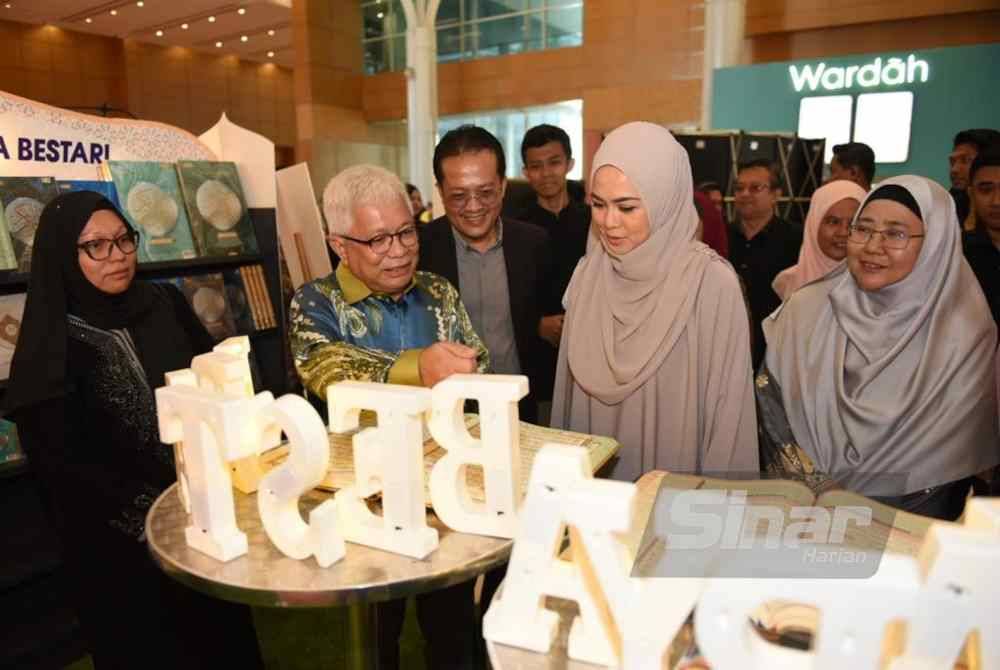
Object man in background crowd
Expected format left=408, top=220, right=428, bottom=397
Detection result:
left=516, top=124, right=591, bottom=421
left=950, top=128, right=1000, bottom=225
left=418, top=124, right=551, bottom=424
left=728, top=159, right=802, bottom=369
left=829, top=141, right=876, bottom=191
left=697, top=181, right=725, bottom=216
left=405, top=182, right=433, bottom=223
left=963, top=149, right=1000, bottom=330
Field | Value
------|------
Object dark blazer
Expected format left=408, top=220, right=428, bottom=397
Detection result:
left=418, top=216, right=551, bottom=423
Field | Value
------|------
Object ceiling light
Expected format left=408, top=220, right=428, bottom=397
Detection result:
left=267, top=51, right=274, bottom=58
left=181, top=23, right=188, bottom=29
left=85, top=17, right=92, bottom=23
left=136, top=1, right=144, bottom=6
left=240, top=35, right=248, bottom=42
left=237, top=8, right=246, bottom=15
left=155, top=29, right=163, bottom=36
left=110, top=9, right=117, bottom=15
left=208, top=15, right=216, bottom=22
left=377, top=12, right=384, bottom=18
left=4, top=3, right=11, bottom=9
left=215, top=41, right=222, bottom=48
left=267, top=29, right=275, bottom=36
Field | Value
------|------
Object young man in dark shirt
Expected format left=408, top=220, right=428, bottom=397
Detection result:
left=727, top=159, right=802, bottom=370
left=516, top=124, right=591, bottom=418
left=829, top=141, right=875, bottom=191
left=950, top=129, right=1000, bottom=226
left=963, top=149, right=1000, bottom=331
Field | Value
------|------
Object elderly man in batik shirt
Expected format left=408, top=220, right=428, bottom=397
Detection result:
left=290, top=167, right=488, bottom=399
left=288, top=164, right=488, bottom=670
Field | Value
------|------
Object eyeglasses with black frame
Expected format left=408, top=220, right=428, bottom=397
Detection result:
left=847, top=223, right=925, bottom=250
left=77, top=229, right=140, bottom=260
left=339, top=226, right=419, bottom=255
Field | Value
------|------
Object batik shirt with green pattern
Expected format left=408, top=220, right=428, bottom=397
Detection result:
left=289, top=263, right=490, bottom=400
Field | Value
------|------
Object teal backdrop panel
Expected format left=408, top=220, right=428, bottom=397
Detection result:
left=711, top=43, right=1000, bottom=187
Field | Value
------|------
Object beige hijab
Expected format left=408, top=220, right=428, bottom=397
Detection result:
left=552, top=122, right=759, bottom=481
left=563, top=122, right=713, bottom=403
left=772, top=180, right=867, bottom=300
left=764, top=176, right=999, bottom=496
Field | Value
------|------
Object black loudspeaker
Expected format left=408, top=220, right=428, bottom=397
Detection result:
left=674, top=134, right=734, bottom=193
left=675, top=131, right=825, bottom=224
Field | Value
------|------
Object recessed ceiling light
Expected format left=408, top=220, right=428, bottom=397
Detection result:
left=155, top=30, right=163, bottom=36
left=181, top=23, right=188, bottom=29
left=215, top=41, right=222, bottom=48
left=3, top=3, right=12, bottom=9
left=136, top=1, right=144, bottom=6
left=85, top=17, right=92, bottom=23
left=267, top=29, right=275, bottom=36
left=240, top=35, right=248, bottom=42
left=208, top=15, right=216, bottom=22
left=110, top=9, right=117, bottom=15
left=237, top=8, right=246, bottom=15
left=267, top=51, right=274, bottom=58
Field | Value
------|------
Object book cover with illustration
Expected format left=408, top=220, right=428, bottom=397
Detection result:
left=174, top=273, right=238, bottom=342
left=0, top=204, right=19, bottom=271
left=0, top=292, right=27, bottom=380
left=57, top=179, right=122, bottom=210
left=0, top=177, right=59, bottom=273
left=106, top=161, right=198, bottom=264
left=0, top=418, right=24, bottom=465
left=221, top=268, right=255, bottom=334
left=175, top=161, right=258, bottom=257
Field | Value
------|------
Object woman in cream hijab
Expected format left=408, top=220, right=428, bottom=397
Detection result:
left=551, top=122, right=759, bottom=482
left=772, top=180, right=867, bottom=300
left=758, top=176, right=998, bottom=520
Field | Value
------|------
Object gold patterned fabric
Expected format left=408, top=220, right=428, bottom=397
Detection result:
left=289, top=265, right=489, bottom=399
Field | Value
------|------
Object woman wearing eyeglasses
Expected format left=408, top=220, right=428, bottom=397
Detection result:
left=5, top=191, right=263, bottom=668
left=757, top=177, right=999, bottom=520
left=772, top=180, right=867, bottom=301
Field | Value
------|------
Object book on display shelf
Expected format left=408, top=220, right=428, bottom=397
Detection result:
left=0, top=177, right=60, bottom=273
left=106, top=161, right=199, bottom=264
left=221, top=267, right=256, bottom=334
left=0, top=417, right=23, bottom=465
left=56, top=179, right=122, bottom=210
left=0, top=201, right=18, bottom=271
left=175, top=161, right=258, bottom=258
left=158, top=273, right=237, bottom=342
left=0, top=292, right=26, bottom=380
left=239, top=264, right=276, bottom=329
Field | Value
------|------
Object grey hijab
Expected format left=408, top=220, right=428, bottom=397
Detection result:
left=763, top=175, right=999, bottom=496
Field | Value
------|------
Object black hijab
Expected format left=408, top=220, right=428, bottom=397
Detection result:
left=6, top=191, right=157, bottom=412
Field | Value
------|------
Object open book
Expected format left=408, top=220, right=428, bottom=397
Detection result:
left=627, top=473, right=972, bottom=669
left=258, top=416, right=621, bottom=507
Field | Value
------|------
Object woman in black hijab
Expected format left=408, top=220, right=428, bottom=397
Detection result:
left=7, top=191, right=263, bottom=668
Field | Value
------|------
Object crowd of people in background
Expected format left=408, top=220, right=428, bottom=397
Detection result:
left=11, top=111, right=998, bottom=670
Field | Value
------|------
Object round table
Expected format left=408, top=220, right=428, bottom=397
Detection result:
left=146, top=483, right=512, bottom=608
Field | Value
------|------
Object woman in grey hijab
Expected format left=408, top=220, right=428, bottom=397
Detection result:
left=758, top=176, right=999, bottom=520
left=551, top=122, right=759, bottom=482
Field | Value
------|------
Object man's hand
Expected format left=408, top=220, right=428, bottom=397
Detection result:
left=538, top=314, right=564, bottom=347
left=419, top=341, right=479, bottom=387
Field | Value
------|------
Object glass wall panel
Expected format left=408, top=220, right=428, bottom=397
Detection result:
left=360, top=0, right=582, bottom=73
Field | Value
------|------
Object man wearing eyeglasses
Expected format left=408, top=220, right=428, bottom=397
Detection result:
left=418, top=124, right=551, bottom=425
left=728, top=159, right=802, bottom=370
left=288, top=163, right=489, bottom=670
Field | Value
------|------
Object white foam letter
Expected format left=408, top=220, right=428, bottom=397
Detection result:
left=327, top=381, right=438, bottom=559
left=427, top=374, right=527, bottom=538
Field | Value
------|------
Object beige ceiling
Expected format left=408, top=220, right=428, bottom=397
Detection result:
left=1, top=0, right=295, bottom=68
